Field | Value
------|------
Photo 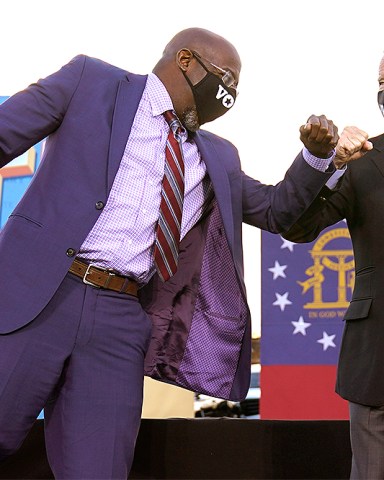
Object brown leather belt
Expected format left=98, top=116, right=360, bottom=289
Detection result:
left=69, top=258, right=138, bottom=297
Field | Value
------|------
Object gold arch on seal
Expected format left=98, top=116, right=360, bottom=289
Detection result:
left=298, top=227, right=354, bottom=309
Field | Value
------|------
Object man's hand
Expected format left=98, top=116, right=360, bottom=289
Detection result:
left=300, top=114, right=339, bottom=159
left=334, top=126, right=373, bottom=169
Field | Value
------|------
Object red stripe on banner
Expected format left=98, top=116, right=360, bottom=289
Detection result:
left=260, top=365, right=349, bottom=420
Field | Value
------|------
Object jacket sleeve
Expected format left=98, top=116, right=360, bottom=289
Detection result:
left=0, top=55, right=86, bottom=167
left=242, top=150, right=339, bottom=233
left=282, top=167, right=352, bottom=243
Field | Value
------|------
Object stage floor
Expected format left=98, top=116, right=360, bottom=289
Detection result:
left=0, top=418, right=351, bottom=479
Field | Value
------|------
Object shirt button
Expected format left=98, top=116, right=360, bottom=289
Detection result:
left=66, top=248, right=76, bottom=257
left=95, top=201, right=105, bottom=210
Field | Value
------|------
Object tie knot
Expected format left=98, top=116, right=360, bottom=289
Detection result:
left=163, top=110, right=183, bottom=137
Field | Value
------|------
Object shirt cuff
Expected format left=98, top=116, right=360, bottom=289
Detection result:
left=325, top=164, right=347, bottom=189
left=302, top=147, right=335, bottom=172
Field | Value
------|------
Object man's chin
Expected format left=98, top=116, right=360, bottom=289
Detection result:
left=181, top=108, right=200, bottom=133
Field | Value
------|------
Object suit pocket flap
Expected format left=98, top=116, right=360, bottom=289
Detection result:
left=344, top=298, right=372, bottom=321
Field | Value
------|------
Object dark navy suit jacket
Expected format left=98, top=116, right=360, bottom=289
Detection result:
left=284, top=134, right=384, bottom=406
left=0, top=55, right=336, bottom=400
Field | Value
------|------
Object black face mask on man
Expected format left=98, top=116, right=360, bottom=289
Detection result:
left=378, top=91, right=384, bottom=117
left=182, top=54, right=237, bottom=125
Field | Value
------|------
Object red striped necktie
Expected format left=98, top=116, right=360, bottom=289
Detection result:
left=153, top=110, right=185, bottom=282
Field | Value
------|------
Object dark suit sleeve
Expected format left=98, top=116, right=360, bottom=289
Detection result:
left=242, top=150, right=339, bottom=233
left=282, top=167, right=352, bottom=242
left=0, top=55, right=86, bottom=167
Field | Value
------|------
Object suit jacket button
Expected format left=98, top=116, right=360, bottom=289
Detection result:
left=95, top=201, right=105, bottom=210
left=66, top=248, right=76, bottom=257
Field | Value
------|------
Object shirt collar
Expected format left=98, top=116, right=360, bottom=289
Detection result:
left=146, top=73, right=174, bottom=118
left=146, top=73, right=188, bottom=142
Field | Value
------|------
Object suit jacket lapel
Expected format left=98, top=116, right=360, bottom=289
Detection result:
left=107, top=73, right=147, bottom=191
left=194, top=130, right=235, bottom=251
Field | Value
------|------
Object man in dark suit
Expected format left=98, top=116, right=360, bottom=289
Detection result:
left=283, top=57, right=384, bottom=479
left=0, top=26, right=355, bottom=478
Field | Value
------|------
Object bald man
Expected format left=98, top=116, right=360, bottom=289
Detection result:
left=0, top=27, right=351, bottom=478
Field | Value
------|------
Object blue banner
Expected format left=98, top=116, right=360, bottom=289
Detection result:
left=261, top=221, right=353, bottom=366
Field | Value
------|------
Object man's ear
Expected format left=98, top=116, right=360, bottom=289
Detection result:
left=176, top=49, right=193, bottom=72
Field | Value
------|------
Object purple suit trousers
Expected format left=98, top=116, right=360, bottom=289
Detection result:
left=0, top=272, right=152, bottom=478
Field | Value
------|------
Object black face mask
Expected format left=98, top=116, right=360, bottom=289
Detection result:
left=378, top=91, right=384, bottom=117
left=182, top=56, right=237, bottom=125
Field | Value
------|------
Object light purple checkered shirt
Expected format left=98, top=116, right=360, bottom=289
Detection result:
left=78, top=73, right=339, bottom=284
left=78, top=73, right=207, bottom=284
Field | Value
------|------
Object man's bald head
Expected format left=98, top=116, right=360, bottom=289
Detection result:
left=153, top=27, right=241, bottom=131
left=162, top=28, right=241, bottom=67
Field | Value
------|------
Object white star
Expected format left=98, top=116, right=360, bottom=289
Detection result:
left=317, top=331, right=336, bottom=351
left=268, top=261, right=287, bottom=280
left=291, top=316, right=311, bottom=335
left=272, top=292, right=292, bottom=311
left=280, top=237, right=296, bottom=252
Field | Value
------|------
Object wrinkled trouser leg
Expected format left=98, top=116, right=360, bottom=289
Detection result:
left=0, top=273, right=152, bottom=479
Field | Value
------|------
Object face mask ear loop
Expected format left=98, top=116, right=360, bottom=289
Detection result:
left=192, top=54, right=210, bottom=74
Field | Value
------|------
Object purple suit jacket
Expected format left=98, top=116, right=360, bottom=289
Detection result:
left=0, top=55, right=336, bottom=400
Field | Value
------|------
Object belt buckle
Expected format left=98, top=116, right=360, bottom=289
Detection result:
left=83, top=263, right=116, bottom=289
left=83, top=263, right=100, bottom=287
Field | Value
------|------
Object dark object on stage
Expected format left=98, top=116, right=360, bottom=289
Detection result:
left=0, top=418, right=351, bottom=479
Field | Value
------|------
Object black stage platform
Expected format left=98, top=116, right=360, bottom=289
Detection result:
left=0, top=418, right=352, bottom=479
